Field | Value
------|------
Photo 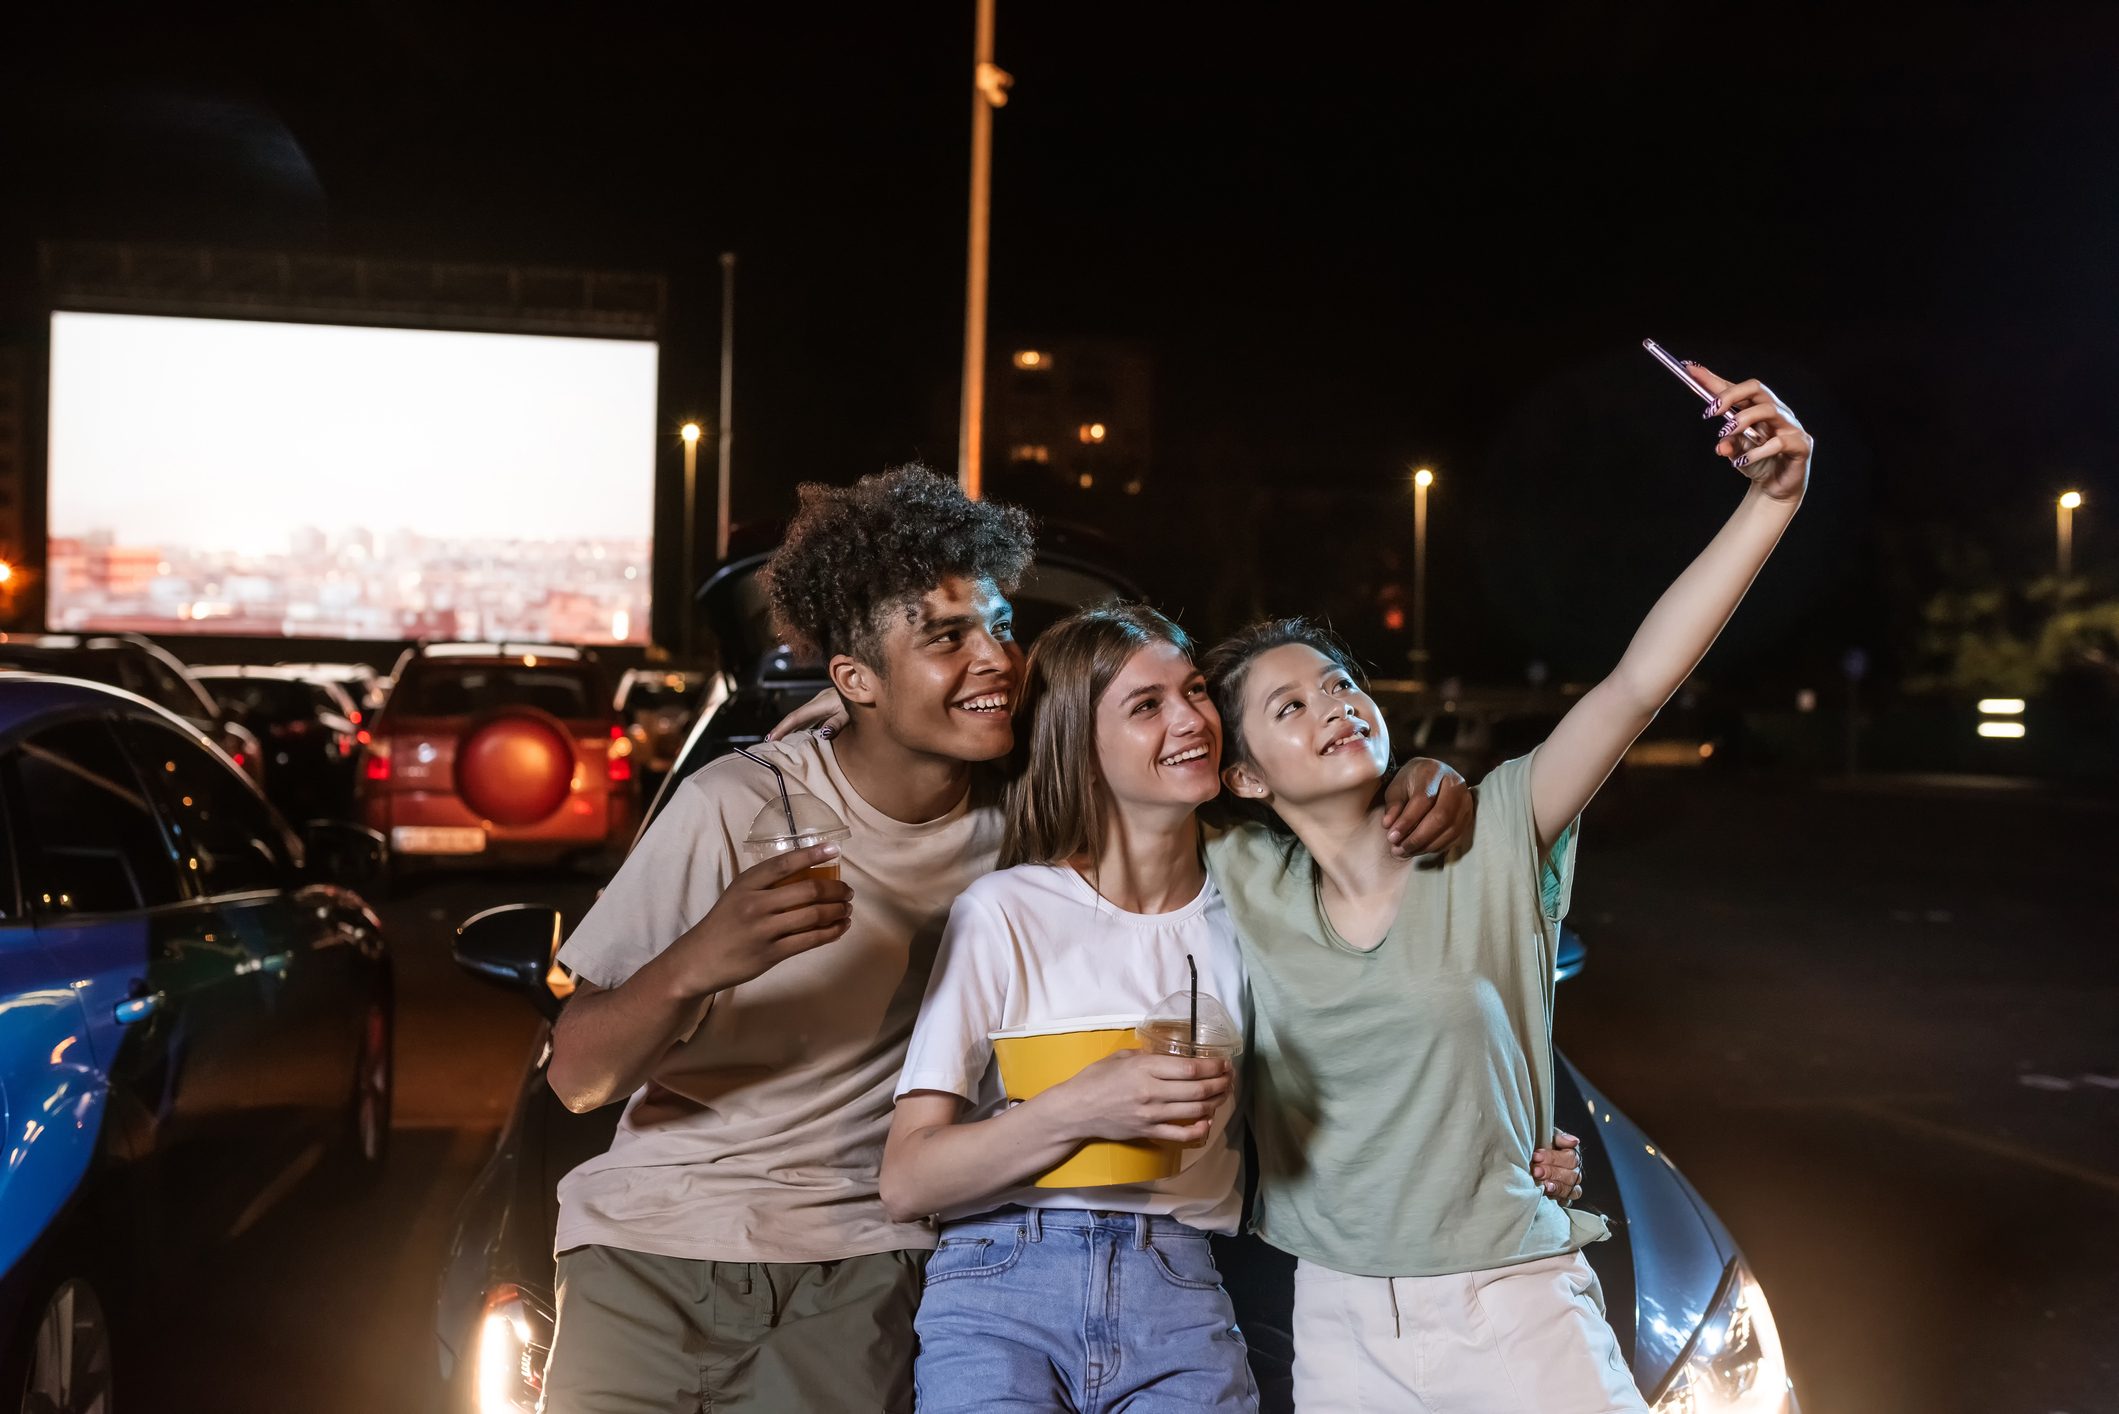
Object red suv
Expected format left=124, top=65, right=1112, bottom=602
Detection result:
left=358, top=642, right=638, bottom=872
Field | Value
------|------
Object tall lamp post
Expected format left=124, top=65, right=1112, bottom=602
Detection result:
left=681, top=421, right=703, bottom=655
left=2058, top=490, right=2083, bottom=581
left=1412, top=467, right=1434, bottom=683
left=957, top=0, right=1011, bottom=499
left=717, top=253, right=736, bottom=561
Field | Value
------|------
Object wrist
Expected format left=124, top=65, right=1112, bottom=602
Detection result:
left=1021, top=1084, right=1093, bottom=1146
left=656, top=932, right=733, bottom=1006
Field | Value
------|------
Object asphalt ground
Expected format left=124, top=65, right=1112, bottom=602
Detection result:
left=136, top=772, right=2118, bottom=1414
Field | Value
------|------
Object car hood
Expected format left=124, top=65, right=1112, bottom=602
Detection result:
left=1561, top=1057, right=1737, bottom=1398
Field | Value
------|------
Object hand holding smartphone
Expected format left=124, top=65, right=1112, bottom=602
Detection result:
left=1643, top=339, right=1767, bottom=450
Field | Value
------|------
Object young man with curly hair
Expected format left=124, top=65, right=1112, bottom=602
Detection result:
left=535, top=464, right=1480, bottom=1412
left=538, top=464, right=1035, bottom=1412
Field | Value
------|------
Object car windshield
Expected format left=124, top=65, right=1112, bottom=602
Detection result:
left=203, top=677, right=318, bottom=721
left=394, top=664, right=598, bottom=719
left=624, top=679, right=698, bottom=711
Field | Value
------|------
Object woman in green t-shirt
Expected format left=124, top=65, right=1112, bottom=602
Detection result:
left=1199, top=362, right=1810, bottom=1413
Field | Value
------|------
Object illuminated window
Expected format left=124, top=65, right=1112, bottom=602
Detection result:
left=1013, top=350, right=1050, bottom=370
left=1009, top=444, right=1051, bottom=465
left=1077, top=422, right=1108, bottom=445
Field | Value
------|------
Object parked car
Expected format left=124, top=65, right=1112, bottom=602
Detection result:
left=358, top=642, right=638, bottom=877
left=0, top=633, right=267, bottom=791
left=275, top=661, right=390, bottom=717
left=0, top=673, right=393, bottom=1413
left=612, top=668, right=711, bottom=781
left=435, top=557, right=1799, bottom=1413
left=193, top=666, right=363, bottom=819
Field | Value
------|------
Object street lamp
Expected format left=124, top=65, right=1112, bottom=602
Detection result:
left=957, top=0, right=1012, bottom=499
left=681, top=422, right=703, bottom=655
left=2058, top=490, right=2083, bottom=581
left=1411, top=468, right=1434, bottom=682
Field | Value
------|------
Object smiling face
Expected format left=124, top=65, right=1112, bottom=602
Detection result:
left=1093, top=640, right=1222, bottom=816
left=1223, top=642, right=1392, bottom=810
left=857, top=574, right=1023, bottom=763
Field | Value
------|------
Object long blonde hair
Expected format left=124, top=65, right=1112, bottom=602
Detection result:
left=1000, top=604, right=1198, bottom=868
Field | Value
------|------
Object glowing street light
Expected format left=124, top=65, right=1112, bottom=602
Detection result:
left=1411, top=468, right=1435, bottom=681
left=2057, top=490, right=2083, bottom=580
left=680, top=422, right=705, bottom=655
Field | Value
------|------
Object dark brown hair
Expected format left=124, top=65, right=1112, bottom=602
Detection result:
left=763, top=464, right=1035, bottom=668
left=1199, top=617, right=1367, bottom=835
left=1000, top=604, right=1198, bottom=868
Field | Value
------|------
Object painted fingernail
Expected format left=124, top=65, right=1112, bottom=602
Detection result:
left=1679, top=359, right=1699, bottom=367
left=1544, top=1182, right=1555, bottom=1194
left=1734, top=455, right=1750, bottom=469
left=1702, top=402, right=1721, bottom=418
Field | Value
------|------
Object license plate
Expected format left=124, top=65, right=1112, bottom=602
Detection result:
left=391, top=826, right=487, bottom=855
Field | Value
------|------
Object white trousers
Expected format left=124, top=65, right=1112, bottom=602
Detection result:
left=1290, top=1251, right=1651, bottom=1413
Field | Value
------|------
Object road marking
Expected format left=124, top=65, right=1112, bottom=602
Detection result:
left=1842, top=1101, right=2119, bottom=1197
left=228, top=1140, right=326, bottom=1239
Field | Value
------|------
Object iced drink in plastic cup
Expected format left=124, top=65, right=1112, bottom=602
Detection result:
left=1137, top=993, right=1241, bottom=1147
left=741, top=794, right=851, bottom=886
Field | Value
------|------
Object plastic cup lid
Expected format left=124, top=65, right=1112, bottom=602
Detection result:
left=744, top=792, right=851, bottom=844
left=1139, top=991, right=1242, bottom=1050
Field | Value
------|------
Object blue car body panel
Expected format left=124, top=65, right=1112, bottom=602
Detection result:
left=0, top=922, right=121, bottom=1281
left=1564, top=1058, right=1735, bottom=1395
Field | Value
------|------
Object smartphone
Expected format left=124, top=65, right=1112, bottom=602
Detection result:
left=1642, top=339, right=1765, bottom=448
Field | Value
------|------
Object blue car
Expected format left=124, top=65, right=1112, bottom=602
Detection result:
left=0, top=674, right=395, bottom=1414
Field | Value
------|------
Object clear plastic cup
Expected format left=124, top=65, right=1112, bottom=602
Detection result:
left=741, top=794, right=852, bottom=887
left=1136, top=991, right=1242, bottom=1063
left=1139, top=993, right=1240, bottom=1150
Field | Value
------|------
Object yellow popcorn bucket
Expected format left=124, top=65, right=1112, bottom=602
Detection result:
left=989, top=1016, right=1181, bottom=1188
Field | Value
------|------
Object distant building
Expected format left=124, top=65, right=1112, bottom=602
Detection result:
left=987, top=339, right=1153, bottom=514
left=95, top=546, right=162, bottom=597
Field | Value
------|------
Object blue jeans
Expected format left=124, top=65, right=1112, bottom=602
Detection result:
left=914, top=1206, right=1260, bottom=1413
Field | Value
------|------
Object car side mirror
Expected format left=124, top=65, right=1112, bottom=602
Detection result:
left=455, top=904, right=565, bottom=1019
left=1555, top=927, right=1586, bottom=984
left=302, top=819, right=388, bottom=888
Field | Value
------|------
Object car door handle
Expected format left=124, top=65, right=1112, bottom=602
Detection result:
left=260, top=952, right=293, bottom=977
left=115, top=990, right=166, bottom=1025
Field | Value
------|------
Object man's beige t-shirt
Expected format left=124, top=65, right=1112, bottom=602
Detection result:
left=553, top=732, right=1001, bottom=1263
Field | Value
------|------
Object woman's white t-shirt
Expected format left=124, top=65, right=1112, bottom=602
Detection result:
left=896, top=862, right=1248, bottom=1234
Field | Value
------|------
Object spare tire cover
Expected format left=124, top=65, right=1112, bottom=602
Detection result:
left=455, top=714, right=575, bottom=825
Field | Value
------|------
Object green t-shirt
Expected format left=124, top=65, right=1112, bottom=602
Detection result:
left=1205, top=750, right=1609, bottom=1278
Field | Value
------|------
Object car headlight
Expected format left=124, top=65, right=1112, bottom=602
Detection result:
left=1652, top=1260, right=1798, bottom=1413
left=474, top=1283, right=555, bottom=1414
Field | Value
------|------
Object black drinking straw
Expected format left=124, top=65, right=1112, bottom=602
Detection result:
left=1186, top=953, right=1199, bottom=1050
left=734, top=746, right=799, bottom=836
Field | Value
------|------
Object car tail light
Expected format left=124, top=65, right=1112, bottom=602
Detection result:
left=364, top=739, right=393, bottom=782
left=474, top=1283, right=553, bottom=1413
left=607, top=723, right=633, bottom=783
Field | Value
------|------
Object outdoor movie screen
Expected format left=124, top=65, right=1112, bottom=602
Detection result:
left=46, top=311, right=659, bottom=644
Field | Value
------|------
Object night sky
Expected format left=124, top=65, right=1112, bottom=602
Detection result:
left=7, top=3, right=2116, bottom=682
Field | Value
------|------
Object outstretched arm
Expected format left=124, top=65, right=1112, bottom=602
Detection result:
left=1531, top=365, right=1812, bottom=850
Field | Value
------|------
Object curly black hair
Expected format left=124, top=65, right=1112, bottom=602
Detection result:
left=762, top=464, right=1036, bottom=667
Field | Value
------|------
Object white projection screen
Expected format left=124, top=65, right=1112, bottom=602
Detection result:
left=46, top=311, right=659, bottom=644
